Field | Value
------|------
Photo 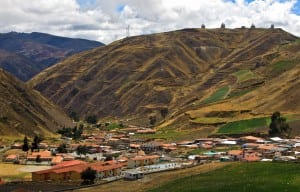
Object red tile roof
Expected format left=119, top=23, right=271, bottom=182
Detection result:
left=34, top=160, right=123, bottom=175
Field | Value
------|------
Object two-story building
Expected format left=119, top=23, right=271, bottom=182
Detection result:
left=128, top=155, right=160, bottom=168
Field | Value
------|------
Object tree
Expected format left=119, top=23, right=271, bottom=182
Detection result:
left=36, top=155, right=41, bottom=163
left=149, top=115, right=156, bottom=126
left=85, top=115, right=97, bottom=124
left=31, top=134, right=43, bottom=152
left=57, top=143, right=68, bottom=153
left=105, top=155, right=113, bottom=161
left=160, top=108, right=168, bottom=119
left=76, top=145, right=88, bottom=158
left=69, top=111, right=79, bottom=122
left=269, top=112, right=291, bottom=137
left=22, top=136, right=29, bottom=153
left=81, top=167, right=97, bottom=185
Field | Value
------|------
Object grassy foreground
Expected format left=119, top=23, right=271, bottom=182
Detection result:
left=148, top=162, right=300, bottom=192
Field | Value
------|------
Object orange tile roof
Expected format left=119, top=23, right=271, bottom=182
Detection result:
left=6, top=154, right=17, bottom=160
left=51, top=156, right=63, bottom=164
left=32, top=151, right=51, bottom=157
left=243, top=156, right=261, bottom=162
left=228, top=150, right=243, bottom=156
left=130, top=144, right=140, bottom=148
left=54, top=160, right=86, bottom=168
left=258, top=144, right=275, bottom=151
left=241, top=136, right=263, bottom=141
left=27, top=151, right=52, bottom=160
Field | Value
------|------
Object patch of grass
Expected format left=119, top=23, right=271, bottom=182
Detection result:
left=228, top=87, right=256, bottom=98
left=133, top=127, right=213, bottom=142
left=217, top=117, right=270, bottom=134
left=148, top=162, right=300, bottom=192
left=106, top=123, right=123, bottom=130
left=233, top=70, right=259, bottom=82
left=270, top=60, right=297, bottom=77
left=203, top=86, right=230, bottom=104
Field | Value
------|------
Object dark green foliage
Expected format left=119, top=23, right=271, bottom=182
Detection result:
left=57, top=143, right=68, bottom=153
left=85, top=115, right=97, bottom=124
left=81, top=167, right=97, bottom=185
left=69, top=111, right=79, bottom=122
left=22, top=136, right=29, bottom=152
left=160, top=108, right=169, bottom=119
left=31, top=134, right=43, bottom=152
left=76, top=145, right=89, bottom=158
left=57, top=127, right=73, bottom=138
left=269, top=111, right=291, bottom=137
left=57, top=125, right=83, bottom=140
left=105, top=155, right=113, bottom=161
left=35, top=155, right=41, bottom=163
left=0, top=116, right=8, bottom=123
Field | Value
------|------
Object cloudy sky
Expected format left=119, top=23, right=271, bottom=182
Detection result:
left=0, top=0, right=299, bottom=44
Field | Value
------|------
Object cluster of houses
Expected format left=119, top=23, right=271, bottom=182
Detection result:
left=3, top=124, right=300, bottom=183
left=186, top=136, right=300, bottom=162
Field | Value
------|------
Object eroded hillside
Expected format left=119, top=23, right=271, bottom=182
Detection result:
left=0, top=69, right=73, bottom=137
left=29, top=28, right=299, bottom=130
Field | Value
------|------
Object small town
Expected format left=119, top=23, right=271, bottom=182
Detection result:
left=1, top=1, right=300, bottom=191
left=1, top=118, right=300, bottom=191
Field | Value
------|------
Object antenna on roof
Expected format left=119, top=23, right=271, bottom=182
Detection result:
left=126, top=25, right=130, bottom=38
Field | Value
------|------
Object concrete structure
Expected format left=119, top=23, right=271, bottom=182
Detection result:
left=128, top=155, right=160, bottom=168
left=124, top=170, right=144, bottom=180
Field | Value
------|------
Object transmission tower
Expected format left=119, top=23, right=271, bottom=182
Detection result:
left=126, top=25, right=130, bottom=37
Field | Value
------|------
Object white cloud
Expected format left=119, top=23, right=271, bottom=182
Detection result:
left=0, top=0, right=299, bottom=44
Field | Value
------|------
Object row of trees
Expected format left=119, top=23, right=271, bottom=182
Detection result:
left=57, top=125, right=83, bottom=140
left=22, top=134, right=43, bottom=153
left=68, top=111, right=98, bottom=124
left=149, top=108, right=169, bottom=126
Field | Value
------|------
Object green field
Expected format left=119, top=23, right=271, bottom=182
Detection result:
left=217, top=117, right=270, bottom=134
left=148, top=162, right=300, bottom=192
left=233, top=70, right=260, bottom=83
left=203, top=86, right=230, bottom=104
left=270, top=60, right=298, bottom=77
left=228, top=87, right=256, bottom=98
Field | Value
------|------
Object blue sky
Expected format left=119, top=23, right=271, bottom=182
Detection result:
left=0, top=0, right=299, bottom=43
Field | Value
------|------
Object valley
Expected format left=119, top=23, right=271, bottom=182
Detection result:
left=0, top=27, right=300, bottom=192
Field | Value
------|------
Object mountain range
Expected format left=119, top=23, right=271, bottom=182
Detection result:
left=0, top=32, right=103, bottom=81
left=29, top=28, right=300, bottom=129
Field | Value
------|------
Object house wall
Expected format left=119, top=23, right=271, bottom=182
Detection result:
left=128, top=157, right=159, bottom=168
left=97, top=168, right=122, bottom=179
left=32, top=171, right=81, bottom=182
